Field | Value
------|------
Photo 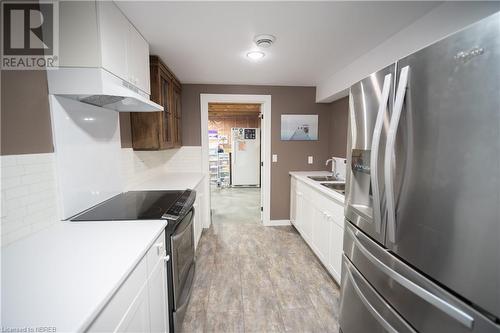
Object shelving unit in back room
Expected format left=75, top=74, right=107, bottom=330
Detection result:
left=218, top=153, right=230, bottom=187
left=208, top=130, right=219, bottom=185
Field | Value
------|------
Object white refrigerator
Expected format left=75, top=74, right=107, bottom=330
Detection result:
left=231, top=128, right=260, bottom=186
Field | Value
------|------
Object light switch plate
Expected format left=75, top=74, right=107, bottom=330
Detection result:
left=272, top=154, right=278, bottom=162
left=308, top=156, right=313, bottom=164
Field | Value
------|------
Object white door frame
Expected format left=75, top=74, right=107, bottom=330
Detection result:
left=200, top=94, right=272, bottom=227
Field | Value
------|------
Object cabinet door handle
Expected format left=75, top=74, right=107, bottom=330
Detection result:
left=155, top=242, right=164, bottom=256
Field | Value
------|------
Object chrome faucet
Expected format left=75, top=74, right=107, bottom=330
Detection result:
left=325, top=158, right=334, bottom=170
left=326, top=158, right=341, bottom=179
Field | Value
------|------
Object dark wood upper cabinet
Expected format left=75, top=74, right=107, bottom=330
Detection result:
left=173, top=85, right=182, bottom=146
left=130, top=56, right=182, bottom=150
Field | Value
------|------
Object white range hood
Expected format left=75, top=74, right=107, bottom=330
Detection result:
left=47, top=67, right=163, bottom=112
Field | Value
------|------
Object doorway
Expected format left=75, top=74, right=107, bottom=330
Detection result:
left=200, top=94, right=271, bottom=228
left=208, top=103, right=261, bottom=225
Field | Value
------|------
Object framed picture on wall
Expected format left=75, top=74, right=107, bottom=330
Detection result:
left=281, top=114, right=318, bottom=141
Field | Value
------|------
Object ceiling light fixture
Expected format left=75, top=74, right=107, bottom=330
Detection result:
left=247, top=51, right=265, bottom=61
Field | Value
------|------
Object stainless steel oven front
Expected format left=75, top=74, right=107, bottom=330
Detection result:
left=168, top=207, right=195, bottom=332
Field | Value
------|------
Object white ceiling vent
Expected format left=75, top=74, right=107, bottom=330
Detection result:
left=254, top=34, right=276, bottom=48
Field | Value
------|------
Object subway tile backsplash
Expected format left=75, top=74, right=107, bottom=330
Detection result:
left=1, top=153, right=60, bottom=246
left=1, top=146, right=203, bottom=246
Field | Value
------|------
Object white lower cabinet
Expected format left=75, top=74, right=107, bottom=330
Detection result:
left=301, top=196, right=314, bottom=244
left=194, top=179, right=205, bottom=250
left=312, top=208, right=331, bottom=265
left=147, top=259, right=168, bottom=332
left=116, top=283, right=151, bottom=333
left=290, top=177, right=297, bottom=224
left=290, top=177, right=345, bottom=284
left=328, top=221, right=344, bottom=282
left=88, top=231, right=169, bottom=333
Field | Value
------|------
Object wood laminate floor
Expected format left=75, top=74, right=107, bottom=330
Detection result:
left=181, top=187, right=340, bottom=333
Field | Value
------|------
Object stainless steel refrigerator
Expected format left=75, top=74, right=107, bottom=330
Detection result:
left=340, top=12, right=500, bottom=333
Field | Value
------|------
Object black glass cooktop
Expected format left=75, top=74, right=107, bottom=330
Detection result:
left=71, top=190, right=184, bottom=221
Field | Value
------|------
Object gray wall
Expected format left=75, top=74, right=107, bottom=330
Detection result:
left=181, top=84, right=349, bottom=220
left=1, top=70, right=54, bottom=155
left=328, top=97, right=349, bottom=158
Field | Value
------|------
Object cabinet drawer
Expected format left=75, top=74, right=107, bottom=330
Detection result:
left=88, top=255, right=148, bottom=332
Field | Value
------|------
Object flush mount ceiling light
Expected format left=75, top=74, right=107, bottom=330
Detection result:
left=254, top=34, right=276, bottom=48
left=247, top=51, right=265, bottom=61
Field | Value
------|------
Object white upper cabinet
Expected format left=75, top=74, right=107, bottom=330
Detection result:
left=59, top=1, right=151, bottom=94
left=59, top=1, right=100, bottom=67
left=126, top=24, right=151, bottom=94
left=98, top=1, right=129, bottom=82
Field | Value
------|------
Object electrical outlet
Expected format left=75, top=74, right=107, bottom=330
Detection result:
left=308, top=156, right=313, bottom=164
left=272, top=154, right=278, bottom=163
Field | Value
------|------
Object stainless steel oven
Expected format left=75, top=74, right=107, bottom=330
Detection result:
left=168, top=207, right=196, bottom=331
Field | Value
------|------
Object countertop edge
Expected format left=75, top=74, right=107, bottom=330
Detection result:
left=289, top=171, right=345, bottom=204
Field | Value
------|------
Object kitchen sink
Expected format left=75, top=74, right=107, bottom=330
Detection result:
left=308, top=175, right=341, bottom=182
left=321, top=182, right=345, bottom=195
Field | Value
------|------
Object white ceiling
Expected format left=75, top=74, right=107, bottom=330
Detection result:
left=117, top=1, right=440, bottom=86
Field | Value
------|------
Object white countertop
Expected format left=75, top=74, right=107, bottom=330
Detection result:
left=1, top=220, right=167, bottom=332
left=128, top=171, right=205, bottom=191
left=289, top=171, right=345, bottom=203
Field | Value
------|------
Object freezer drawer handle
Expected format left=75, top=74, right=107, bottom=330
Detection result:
left=384, top=66, right=409, bottom=243
left=345, top=261, right=401, bottom=333
left=346, top=226, right=475, bottom=329
left=370, top=73, right=392, bottom=233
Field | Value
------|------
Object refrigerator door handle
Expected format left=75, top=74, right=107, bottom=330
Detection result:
left=346, top=226, right=475, bottom=329
left=384, top=66, right=409, bottom=243
left=370, top=73, right=392, bottom=233
left=233, top=141, right=238, bottom=165
left=345, top=260, right=401, bottom=333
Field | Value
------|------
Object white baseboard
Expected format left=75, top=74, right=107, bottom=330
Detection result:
left=264, top=219, right=291, bottom=226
